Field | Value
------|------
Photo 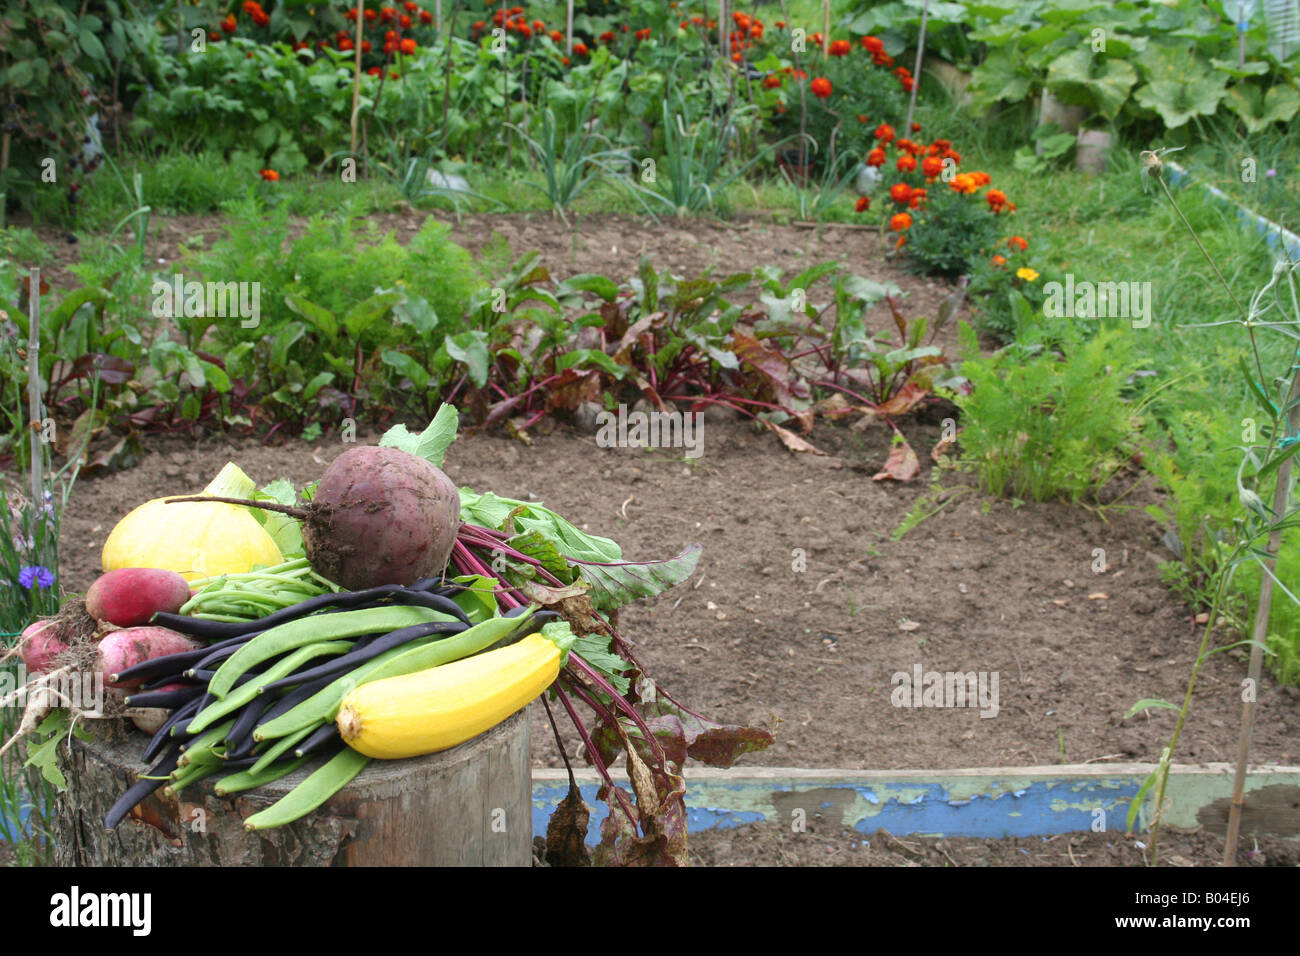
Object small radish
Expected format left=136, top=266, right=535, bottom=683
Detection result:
left=99, top=627, right=202, bottom=689
left=85, top=568, right=192, bottom=628
left=19, top=620, right=68, bottom=675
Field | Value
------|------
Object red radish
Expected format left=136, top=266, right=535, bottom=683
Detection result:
left=85, top=568, right=192, bottom=627
left=98, top=627, right=202, bottom=689
left=19, top=620, right=68, bottom=675
left=168, top=445, right=462, bottom=590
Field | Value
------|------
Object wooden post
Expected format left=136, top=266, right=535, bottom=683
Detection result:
left=566, top=0, right=573, bottom=53
left=27, top=267, right=42, bottom=507
left=720, top=0, right=729, bottom=59
left=822, top=0, right=830, bottom=54
left=435, top=0, right=442, bottom=37
left=350, top=1, right=366, bottom=157
left=903, top=0, right=930, bottom=136
left=1224, top=357, right=1300, bottom=864
left=177, top=0, right=185, bottom=58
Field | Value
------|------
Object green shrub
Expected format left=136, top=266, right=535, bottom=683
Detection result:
left=902, top=187, right=1001, bottom=278
left=951, top=320, right=1143, bottom=502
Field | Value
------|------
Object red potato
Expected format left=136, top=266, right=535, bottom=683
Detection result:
left=98, top=627, right=202, bottom=689
left=19, top=620, right=68, bottom=675
left=85, top=568, right=192, bottom=628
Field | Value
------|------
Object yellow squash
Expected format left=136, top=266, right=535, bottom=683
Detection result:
left=101, top=462, right=282, bottom=582
left=337, top=632, right=563, bottom=759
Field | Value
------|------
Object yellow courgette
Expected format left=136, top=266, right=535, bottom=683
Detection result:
left=336, top=631, right=566, bottom=759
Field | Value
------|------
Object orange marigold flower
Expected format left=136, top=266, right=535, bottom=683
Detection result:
left=855, top=196, right=871, bottom=212
left=992, top=254, right=1006, bottom=266
left=562, top=56, right=570, bottom=65
left=403, top=1, right=418, bottom=10
left=897, top=154, right=917, bottom=173
left=339, top=37, right=353, bottom=50
left=986, top=188, right=1007, bottom=209
left=942, top=148, right=961, bottom=164
left=911, top=122, right=921, bottom=132
left=762, top=74, right=781, bottom=89
left=732, top=51, right=742, bottom=62
left=857, top=114, right=869, bottom=123
left=549, top=29, right=562, bottom=42
left=599, top=30, right=615, bottom=43
left=971, top=171, right=992, bottom=187
left=811, top=32, right=823, bottom=45
left=947, top=173, right=972, bottom=194
left=896, top=137, right=922, bottom=155
left=1006, top=235, right=1028, bottom=252
left=750, top=25, right=763, bottom=38
left=775, top=20, right=786, bottom=28
left=252, top=11, right=269, bottom=26
left=365, top=8, right=378, bottom=20
left=890, top=212, right=912, bottom=231
left=810, top=77, right=832, bottom=99
left=889, top=183, right=912, bottom=204
left=874, top=123, right=895, bottom=143
left=829, top=39, right=851, bottom=56
left=862, top=35, right=884, bottom=52
left=380, top=6, right=396, bottom=22
left=221, top=14, right=236, bottom=32
left=866, top=147, right=887, bottom=167
left=900, top=76, right=914, bottom=92
left=573, top=41, right=588, bottom=55
left=259, top=169, right=279, bottom=182
left=400, top=37, right=416, bottom=54
left=533, top=19, right=545, bottom=31
left=399, top=13, right=412, bottom=28
left=367, top=65, right=381, bottom=75
left=420, top=10, right=433, bottom=23
left=909, top=188, right=927, bottom=209
left=241, top=0, right=262, bottom=15
left=922, top=156, right=944, bottom=179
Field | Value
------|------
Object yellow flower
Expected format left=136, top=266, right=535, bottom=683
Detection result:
left=1016, top=267, right=1039, bottom=282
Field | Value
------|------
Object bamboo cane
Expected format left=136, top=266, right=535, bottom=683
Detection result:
left=27, top=267, right=43, bottom=508
left=903, top=0, right=931, bottom=136
left=1223, top=356, right=1300, bottom=864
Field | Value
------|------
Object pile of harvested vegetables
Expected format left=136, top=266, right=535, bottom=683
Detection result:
left=3, top=407, right=771, bottom=865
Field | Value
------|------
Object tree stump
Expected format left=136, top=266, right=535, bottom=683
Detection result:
left=53, top=710, right=531, bottom=866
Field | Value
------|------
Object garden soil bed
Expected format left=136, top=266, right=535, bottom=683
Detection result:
left=33, top=211, right=1300, bottom=865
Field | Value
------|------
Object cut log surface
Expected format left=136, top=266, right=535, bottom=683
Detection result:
left=53, top=711, right=531, bottom=866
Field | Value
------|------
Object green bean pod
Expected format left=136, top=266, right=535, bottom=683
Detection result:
left=214, top=755, right=313, bottom=796
left=249, top=724, right=319, bottom=775
left=186, top=640, right=354, bottom=735
left=177, top=718, right=237, bottom=768
left=208, top=606, right=451, bottom=699
left=243, top=748, right=371, bottom=831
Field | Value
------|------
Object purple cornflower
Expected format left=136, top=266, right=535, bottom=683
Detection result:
left=17, top=565, right=54, bottom=589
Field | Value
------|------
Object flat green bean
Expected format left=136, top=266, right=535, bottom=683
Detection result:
left=243, top=747, right=370, bottom=831
left=186, top=639, right=353, bottom=734
left=208, top=605, right=450, bottom=699
left=214, top=754, right=312, bottom=796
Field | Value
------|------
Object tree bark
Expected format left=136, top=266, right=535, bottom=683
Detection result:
left=54, top=711, right=531, bottom=866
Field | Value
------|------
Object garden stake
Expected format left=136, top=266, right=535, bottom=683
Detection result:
left=27, top=266, right=42, bottom=507
left=1224, top=353, right=1300, bottom=865
left=903, top=0, right=931, bottom=136
left=350, top=1, right=365, bottom=157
